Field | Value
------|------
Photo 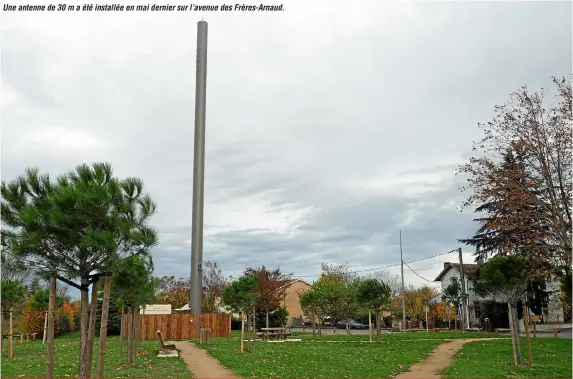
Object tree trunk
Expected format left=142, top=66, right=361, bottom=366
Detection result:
left=127, top=306, right=133, bottom=364
left=266, top=310, right=269, bottom=329
left=312, top=316, right=316, bottom=339
left=376, top=311, right=381, bottom=343
left=512, top=304, right=523, bottom=364
left=79, top=276, right=91, bottom=379
left=86, top=278, right=99, bottom=378
left=507, top=303, right=519, bottom=366
left=46, top=277, right=56, bottom=378
left=240, top=311, right=245, bottom=353
left=368, top=310, right=372, bottom=343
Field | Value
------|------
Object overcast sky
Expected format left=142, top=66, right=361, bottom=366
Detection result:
left=2, top=1, right=571, bottom=295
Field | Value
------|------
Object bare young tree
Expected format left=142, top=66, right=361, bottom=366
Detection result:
left=202, top=261, right=229, bottom=313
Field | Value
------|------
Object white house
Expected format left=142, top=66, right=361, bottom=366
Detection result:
left=434, top=261, right=564, bottom=329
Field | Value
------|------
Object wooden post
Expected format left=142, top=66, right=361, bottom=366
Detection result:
left=134, top=307, right=140, bottom=353
left=20, top=333, right=23, bottom=345
left=554, top=328, right=558, bottom=338
left=9, top=309, right=13, bottom=359
left=42, top=311, right=48, bottom=345
left=447, top=307, right=451, bottom=330
left=140, top=308, right=146, bottom=348
left=240, top=311, right=245, bottom=353
left=507, top=304, right=518, bottom=366
left=46, top=277, right=57, bottom=378
left=533, top=320, right=537, bottom=339
left=96, top=276, right=112, bottom=379
left=200, top=328, right=212, bottom=344
left=127, top=307, right=133, bottom=363
left=86, top=278, right=100, bottom=378
left=119, top=307, right=125, bottom=361
left=368, top=310, right=372, bottom=343
left=522, top=300, right=533, bottom=365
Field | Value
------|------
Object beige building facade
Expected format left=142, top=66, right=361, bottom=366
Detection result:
left=280, top=279, right=312, bottom=321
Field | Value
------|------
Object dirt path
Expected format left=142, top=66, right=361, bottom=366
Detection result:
left=174, top=340, right=242, bottom=379
left=394, top=338, right=494, bottom=378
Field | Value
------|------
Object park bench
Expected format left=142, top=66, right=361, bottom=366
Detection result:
left=156, top=330, right=177, bottom=352
left=259, top=327, right=292, bottom=340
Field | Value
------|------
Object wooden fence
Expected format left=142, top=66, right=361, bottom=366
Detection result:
left=121, top=313, right=232, bottom=341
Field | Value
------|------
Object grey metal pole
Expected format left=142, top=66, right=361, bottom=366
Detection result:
left=190, top=20, right=208, bottom=340
left=400, top=230, right=407, bottom=331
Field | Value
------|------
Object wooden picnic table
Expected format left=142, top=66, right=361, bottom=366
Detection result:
left=258, top=327, right=292, bottom=341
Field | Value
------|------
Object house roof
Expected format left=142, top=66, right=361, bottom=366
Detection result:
left=434, top=262, right=480, bottom=282
left=276, top=278, right=312, bottom=292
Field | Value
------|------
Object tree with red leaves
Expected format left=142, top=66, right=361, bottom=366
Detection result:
left=458, top=77, right=572, bottom=293
left=243, top=266, right=290, bottom=329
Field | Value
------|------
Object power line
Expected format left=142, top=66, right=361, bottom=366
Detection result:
left=403, top=261, right=438, bottom=284
left=291, top=248, right=458, bottom=279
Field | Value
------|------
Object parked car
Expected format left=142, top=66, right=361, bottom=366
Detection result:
left=336, top=318, right=368, bottom=329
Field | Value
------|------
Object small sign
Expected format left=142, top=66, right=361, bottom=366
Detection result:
left=141, top=304, right=172, bottom=315
left=530, top=315, right=541, bottom=322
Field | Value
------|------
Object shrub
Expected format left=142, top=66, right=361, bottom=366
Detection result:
left=59, top=313, right=71, bottom=334
left=62, top=302, right=79, bottom=331
left=95, top=301, right=122, bottom=336
left=231, top=316, right=241, bottom=330
left=383, top=315, right=393, bottom=327
left=255, top=305, right=289, bottom=330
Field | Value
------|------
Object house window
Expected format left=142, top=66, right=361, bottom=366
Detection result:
left=451, top=277, right=458, bottom=285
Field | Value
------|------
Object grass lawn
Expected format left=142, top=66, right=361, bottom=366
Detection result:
left=1, top=332, right=191, bottom=378
left=442, top=338, right=573, bottom=378
left=199, top=332, right=445, bottom=378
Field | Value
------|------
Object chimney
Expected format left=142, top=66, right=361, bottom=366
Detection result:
left=444, top=262, right=450, bottom=270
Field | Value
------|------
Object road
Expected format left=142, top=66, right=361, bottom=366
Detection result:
left=290, top=327, right=572, bottom=338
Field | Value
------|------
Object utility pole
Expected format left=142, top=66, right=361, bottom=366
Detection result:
left=400, top=230, right=407, bottom=331
left=190, top=20, right=208, bottom=340
left=458, top=247, right=468, bottom=332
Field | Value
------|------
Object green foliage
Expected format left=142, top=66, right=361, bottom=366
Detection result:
left=314, top=271, right=357, bottom=323
left=221, top=275, right=260, bottom=313
left=0, top=279, right=28, bottom=310
left=441, top=280, right=468, bottom=309
left=111, top=255, right=156, bottom=309
left=59, top=313, right=72, bottom=334
left=1, top=163, right=158, bottom=279
left=473, top=255, right=529, bottom=304
left=95, top=300, right=123, bottom=335
left=29, top=288, right=64, bottom=310
left=355, top=278, right=391, bottom=311
left=299, top=287, right=326, bottom=320
left=255, top=305, right=289, bottom=329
